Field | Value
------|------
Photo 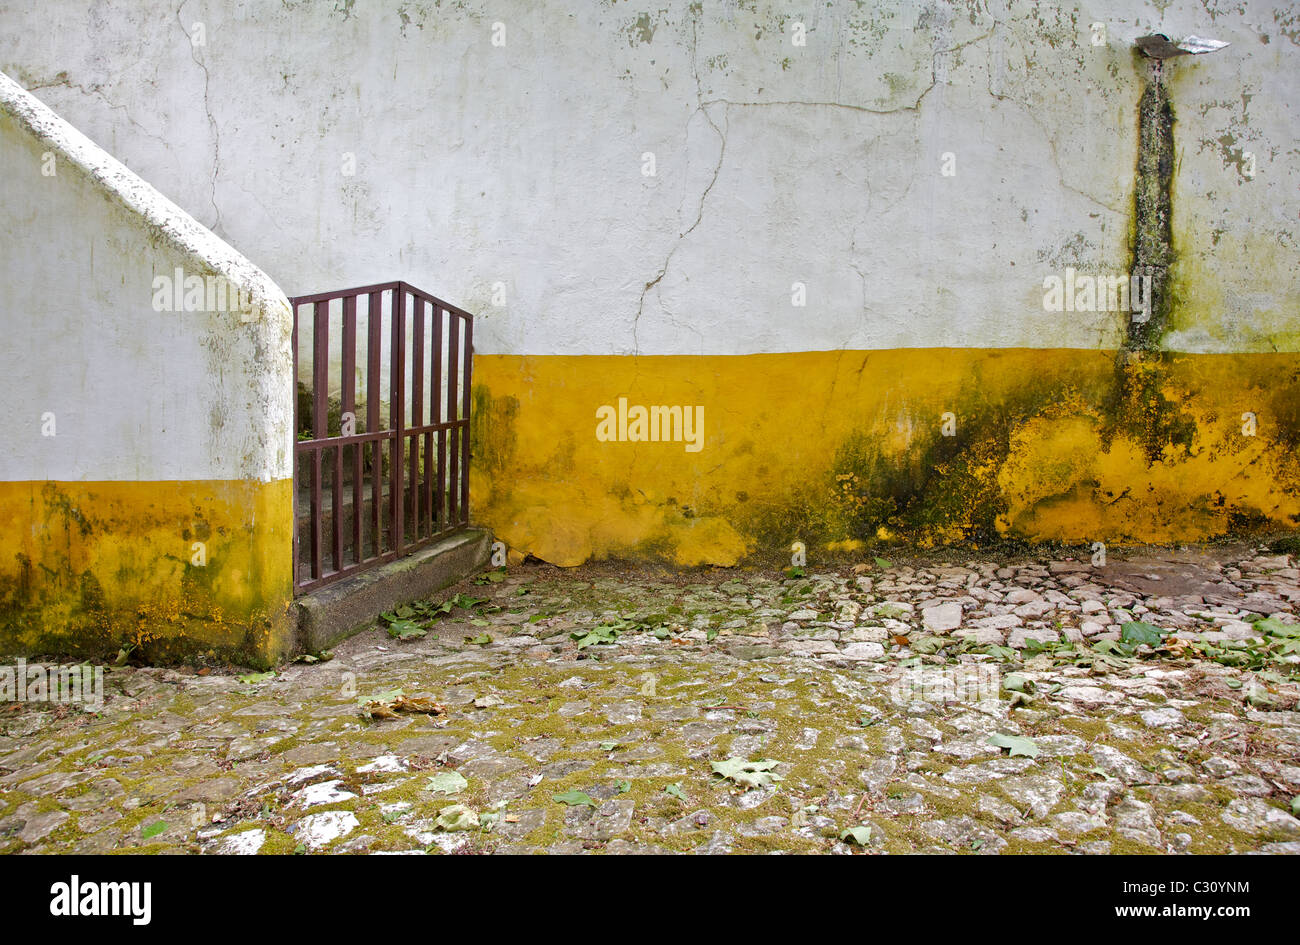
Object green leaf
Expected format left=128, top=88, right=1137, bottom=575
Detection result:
left=465, top=632, right=492, bottom=645
left=616, top=780, right=631, bottom=794
left=1120, top=621, right=1165, bottom=646
left=1257, top=617, right=1300, bottom=638
left=237, top=671, right=274, bottom=684
left=664, top=783, right=687, bottom=800
left=1291, top=796, right=1300, bottom=817
left=395, top=604, right=415, bottom=619
left=573, top=624, right=621, bottom=649
left=706, top=627, right=719, bottom=642
left=1002, top=674, right=1034, bottom=694
left=1093, top=638, right=1135, bottom=658
left=710, top=757, right=783, bottom=790
left=873, top=557, right=892, bottom=569
left=840, top=825, right=872, bottom=845
left=141, top=820, right=167, bottom=840
left=599, top=741, right=619, bottom=752
left=427, top=771, right=469, bottom=795
left=987, top=732, right=1040, bottom=758
left=551, top=789, right=596, bottom=808
left=386, top=619, right=427, bottom=640
left=434, top=804, right=480, bottom=832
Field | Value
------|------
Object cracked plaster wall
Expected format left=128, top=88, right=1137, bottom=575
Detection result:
left=0, top=73, right=295, bottom=660
left=2, top=1, right=1298, bottom=571
left=3, top=1, right=1293, bottom=356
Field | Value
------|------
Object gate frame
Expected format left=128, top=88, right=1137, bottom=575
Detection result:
left=290, top=281, right=473, bottom=594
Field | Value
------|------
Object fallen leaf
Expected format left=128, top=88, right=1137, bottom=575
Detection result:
left=710, top=757, right=783, bottom=791
left=552, top=789, right=597, bottom=808
left=427, top=771, right=469, bottom=795
left=1120, top=621, right=1165, bottom=646
left=386, top=620, right=427, bottom=640
left=840, top=825, right=872, bottom=845
left=1257, top=617, right=1300, bottom=638
left=361, top=701, right=399, bottom=720
left=1002, top=674, right=1034, bottom=694
left=393, top=695, right=446, bottom=714
left=986, top=732, right=1040, bottom=759
left=434, top=804, right=480, bottom=832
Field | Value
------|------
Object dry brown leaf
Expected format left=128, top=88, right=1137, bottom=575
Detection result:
left=362, top=700, right=400, bottom=720
left=392, top=695, right=446, bottom=715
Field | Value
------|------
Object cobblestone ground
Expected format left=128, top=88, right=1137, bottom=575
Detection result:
left=3, top=545, right=1300, bottom=855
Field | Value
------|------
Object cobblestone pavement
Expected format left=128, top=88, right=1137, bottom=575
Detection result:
left=3, top=545, right=1300, bottom=855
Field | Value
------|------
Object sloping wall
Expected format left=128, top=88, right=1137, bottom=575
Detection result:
left=0, top=73, right=295, bottom=662
left=2, top=1, right=1297, bottom=567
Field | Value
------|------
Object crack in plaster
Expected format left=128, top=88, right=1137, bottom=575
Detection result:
left=177, top=2, right=223, bottom=233
left=27, top=74, right=171, bottom=154
left=631, top=21, right=1025, bottom=359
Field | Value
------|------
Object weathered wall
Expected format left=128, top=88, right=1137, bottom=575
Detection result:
left=0, top=73, right=295, bottom=662
left=2, top=1, right=1297, bottom=567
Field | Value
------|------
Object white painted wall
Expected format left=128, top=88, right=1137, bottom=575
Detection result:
left=0, top=72, right=292, bottom=483
left=0, top=1, right=1296, bottom=356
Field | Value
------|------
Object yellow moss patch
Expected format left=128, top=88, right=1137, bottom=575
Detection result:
left=473, top=350, right=1300, bottom=564
left=0, top=478, right=294, bottom=662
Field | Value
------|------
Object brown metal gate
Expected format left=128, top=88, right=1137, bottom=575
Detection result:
left=291, top=281, right=473, bottom=594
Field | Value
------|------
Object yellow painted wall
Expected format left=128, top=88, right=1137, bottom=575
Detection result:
left=471, top=349, right=1300, bottom=566
left=0, top=480, right=295, bottom=665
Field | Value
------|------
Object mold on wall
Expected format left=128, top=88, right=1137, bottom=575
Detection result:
left=472, top=349, right=1300, bottom=565
left=0, top=74, right=295, bottom=663
left=1, top=2, right=1296, bottom=572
